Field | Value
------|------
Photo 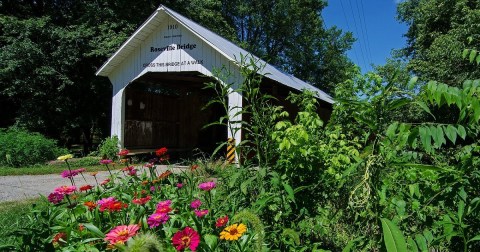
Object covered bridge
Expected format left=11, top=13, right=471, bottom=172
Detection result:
left=96, top=5, right=333, bottom=160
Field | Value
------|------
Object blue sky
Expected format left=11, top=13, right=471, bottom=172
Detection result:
left=323, top=0, right=408, bottom=72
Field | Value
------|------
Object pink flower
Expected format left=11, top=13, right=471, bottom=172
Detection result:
left=172, top=227, right=200, bottom=251
left=177, top=183, right=183, bottom=188
left=156, top=200, right=172, bottom=214
left=61, top=170, right=78, bottom=178
left=100, top=159, right=113, bottom=165
left=190, top=199, right=202, bottom=209
left=100, top=178, right=110, bottom=186
left=105, top=224, right=139, bottom=245
left=54, top=185, right=76, bottom=195
left=194, top=209, right=209, bottom=218
left=128, top=168, right=137, bottom=176
left=75, top=168, right=86, bottom=173
left=147, top=213, right=170, bottom=228
left=48, top=192, right=64, bottom=204
left=198, top=181, right=216, bottom=191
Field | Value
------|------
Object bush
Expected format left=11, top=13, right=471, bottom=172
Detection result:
left=0, top=128, right=67, bottom=167
left=97, top=135, right=119, bottom=160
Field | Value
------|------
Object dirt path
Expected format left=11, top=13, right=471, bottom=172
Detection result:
left=0, top=166, right=186, bottom=203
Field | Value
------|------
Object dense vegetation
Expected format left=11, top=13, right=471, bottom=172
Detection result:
left=0, top=0, right=354, bottom=153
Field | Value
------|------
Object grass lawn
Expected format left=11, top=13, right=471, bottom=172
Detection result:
left=0, top=198, right=45, bottom=248
left=0, top=164, right=109, bottom=176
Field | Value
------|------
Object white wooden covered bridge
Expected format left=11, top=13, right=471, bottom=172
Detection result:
left=96, top=5, right=333, bottom=159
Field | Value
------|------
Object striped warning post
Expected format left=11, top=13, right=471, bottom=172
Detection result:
left=226, top=138, right=235, bottom=163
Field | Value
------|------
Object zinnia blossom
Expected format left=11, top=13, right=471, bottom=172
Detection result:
left=97, top=197, right=127, bottom=212
left=156, top=200, right=172, bottom=213
left=54, top=185, right=76, bottom=195
left=198, top=181, right=216, bottom=191
left=220, top=223, right=247, bottom=241
left=79, top=184, right=94, bottom=192
left=216, top=216, right=229, bottom=227
left=190, top=199, right=202, bottom=209
left=100, top=178, right=110, bottom=186
left=132, top=195, right=152, bottom=205
left=147, top=212, right=170, bottom=228
left=84, top=201, right=97, bottom=211
left=190, top=164, right=199, bottom=171
left=61, top=169, right=79, bottom=178
left=104, top=224, right=139, bottom=245
left=176, top=183, right=183, bottom=188
left=171, top=227, right=200, bottom=251
left=57, top=154, right=73, bottom=161
left=100, top=159, right=113, bottom=165
left=76, top=168, right=86, bottom=173
left=48, top=192, right=64, bottom=204
left=90, top=171, right=98, bottom=176
left=118, top=149, right=129, bottom=156
left=155, top=147, right=168, bottom=157
left=194, top=209, right=209, bottom=218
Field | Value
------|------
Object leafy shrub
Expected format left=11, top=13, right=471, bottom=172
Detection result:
left=97, top=135, right=119, bottom=160
left=0, top=128, right=67, bottom=167
left=65, top=156, right=101, bottom=167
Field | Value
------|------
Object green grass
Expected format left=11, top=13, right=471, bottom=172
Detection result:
left=0, top=164, right=109, bottom=176
left=0, top=198, right=45, bottom=248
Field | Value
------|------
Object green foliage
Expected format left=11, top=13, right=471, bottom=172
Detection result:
left=0, top=128, right=67, bottom=167
left=97, top=136, right=119, bottom=160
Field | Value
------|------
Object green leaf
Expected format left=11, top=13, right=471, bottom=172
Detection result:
left=444, top=125, right=457, bottom=144
left=283, top=182, right=295, bottom=203
left=204, top=234, right=218, bottom=250
left=456, top=125, right=466, bottom=140
left=419, top=126, right=431, bottom=152
left=462, top=49, right=470, bottom=59
left=415, top=101, right=435, bottom=119
left=408, top=76, right=419, bottom=89
left=469, top=49, right=477, bottom=63
left=468, top=235, right=480, bottom=243
left=82, top=223, right=104, bottom=238
left=407, top=237, right=419, bottom=252
left=415, top=234, right=428, bottom=251
left=381, top=218, right=408, bottom=252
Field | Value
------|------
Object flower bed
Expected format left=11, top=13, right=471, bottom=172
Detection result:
left=37, top=149, right=257, bottom=251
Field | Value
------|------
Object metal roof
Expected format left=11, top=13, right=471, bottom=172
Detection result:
left=96, top=5, right=333, bottom=104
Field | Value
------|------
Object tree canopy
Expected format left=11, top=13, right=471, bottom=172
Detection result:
left=396, top=0, right=480, bottom=85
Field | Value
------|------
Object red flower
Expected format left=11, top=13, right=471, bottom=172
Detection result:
left=54, top=185, right=76, bottom=195
left=118, top=149, right=129, bottom=156
left=97, top=197, right=127, bottom=212
left=216, top=216, right=229, bottom=227
left=171, top=227, right=200, bottom=251
left=52, top=232, right=67, bottom=245
left=100, top=178, right=110, bottom=186
left=48, top=192, right=64, bottom=204
left=132, top=195, right=152, bottom=205
left=155, top=147, right=168, bottom=157
left=79, top=185, right=94, bottom=192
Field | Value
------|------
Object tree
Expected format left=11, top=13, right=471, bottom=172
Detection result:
left=396, top=0, right=480, bottom=86
left=222, top=0, right=355, bottom=93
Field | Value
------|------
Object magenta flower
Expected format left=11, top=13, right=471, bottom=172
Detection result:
left=75, top=168, right=86, bottom=173
left=100, top=159, right=113, bottom=165
left=177, top=183, right=183, bottom=188
left=194, top=209, right=209, bottom=218
left=172, top=227, right=200, bottom=251
left=61, top=170, right=79, bottom=178
left=198, top=181, right=216, bottom=191
left=147, top=213, right=170, bottom=228
left=190, top=199, right=202, bottom=209
left=156, top=200, right=172, bottom=214
left=54, top=185, right=76, bottom=195
left=48, top=192, right=64, bottom=204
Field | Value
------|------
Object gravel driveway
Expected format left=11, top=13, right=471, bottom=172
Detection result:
left=0, top=166, right=186, bottom=203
